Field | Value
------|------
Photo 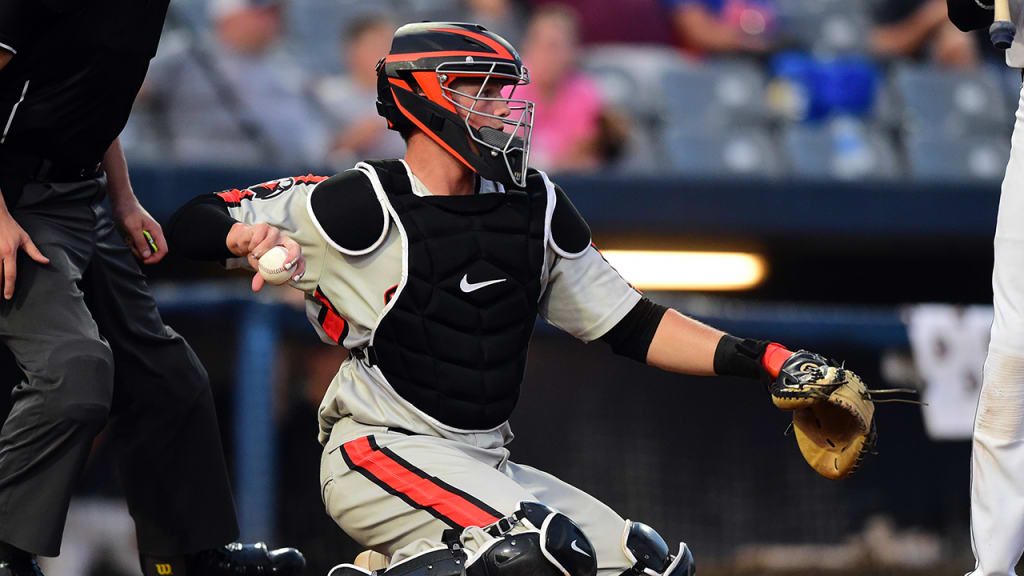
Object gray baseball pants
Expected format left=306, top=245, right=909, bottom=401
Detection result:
left=0, top=176, right=238, bottom=557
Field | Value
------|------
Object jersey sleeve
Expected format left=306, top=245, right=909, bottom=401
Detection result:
left=538, top=246, right=643, bottom=342
left=215, top=174, right=330, bottom=292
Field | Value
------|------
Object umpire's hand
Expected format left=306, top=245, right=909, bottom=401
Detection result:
left=112, top=197, right=168, bottom=265
left=226, top=221, right=306, bottom=293
left=0, top=189, right=50, bottom=300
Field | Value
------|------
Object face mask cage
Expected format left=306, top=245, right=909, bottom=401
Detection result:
left=436, top=60, right=535, bottom=187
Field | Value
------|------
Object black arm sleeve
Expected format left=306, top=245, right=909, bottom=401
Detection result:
left=947, top=0, right=994, bottom=32
left=713, top=334, right=771, bottom=379
left=599, top=297, right=668, bottom=363
left=166, top=194, right=238, bottom=262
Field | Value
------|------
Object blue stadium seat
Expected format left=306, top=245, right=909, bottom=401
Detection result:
left=662, top=127, right=785, bottom=177
left=783, top=117, right=902, bottom=179
left=892, top=64, right=1011, bottom=139
left=658, top=59, right=769, bottom=133
left=906, top=136, right=1010, bottom=181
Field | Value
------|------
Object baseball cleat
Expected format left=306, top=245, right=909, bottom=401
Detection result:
left=189, top=542, right=305, bottom=575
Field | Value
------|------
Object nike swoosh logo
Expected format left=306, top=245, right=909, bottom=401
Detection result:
left=570, top=539, right=591, bottom=557
left=459, top=274, right=506, bottom=293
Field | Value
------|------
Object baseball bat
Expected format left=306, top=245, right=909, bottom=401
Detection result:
left=991, top=0, right=1016, bottom=49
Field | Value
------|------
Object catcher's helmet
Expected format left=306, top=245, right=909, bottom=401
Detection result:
left=376, top=22, right=534, bottom=187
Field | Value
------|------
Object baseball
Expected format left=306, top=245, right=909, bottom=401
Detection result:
left=258, top=245, right=292, bottom=285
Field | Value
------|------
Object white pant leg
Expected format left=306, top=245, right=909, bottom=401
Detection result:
left=320, top=421, right=535, bottom=564
left=968, top=80, right=1024, bottom=576
left=503, top=462, right=634, bottom=576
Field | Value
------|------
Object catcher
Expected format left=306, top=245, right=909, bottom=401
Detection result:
left=168, top=22, right=883, bottom=576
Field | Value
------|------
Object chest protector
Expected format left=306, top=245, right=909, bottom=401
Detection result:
left=364, top=160, right=547, bottom=430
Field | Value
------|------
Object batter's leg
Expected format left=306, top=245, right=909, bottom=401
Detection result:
left=0, top=199, right=114, bottom=557
left=81, top=201, right=239, bottom=556
left=968, top=81, right=1024, bottom=576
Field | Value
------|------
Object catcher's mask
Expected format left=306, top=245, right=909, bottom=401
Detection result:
left=375, top=22, right=534, bottom=187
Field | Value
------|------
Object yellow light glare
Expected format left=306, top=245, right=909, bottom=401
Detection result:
left=599, top=250, right=767, bottom=291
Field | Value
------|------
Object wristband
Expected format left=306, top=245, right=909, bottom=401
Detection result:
left=760, top=342, right=794, bottom=379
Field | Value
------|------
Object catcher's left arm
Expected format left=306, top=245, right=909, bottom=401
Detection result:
left=608, top=305, right=916, bottom=480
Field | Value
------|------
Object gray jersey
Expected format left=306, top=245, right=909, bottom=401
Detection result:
left=223, top=161, right=641, bottom=447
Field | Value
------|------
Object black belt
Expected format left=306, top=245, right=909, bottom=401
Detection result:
left=0, top=154, right=103, bottom=183
left=350, top=346, right=378, bottom=366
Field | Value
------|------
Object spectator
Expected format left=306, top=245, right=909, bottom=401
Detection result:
left=316, top=15, right=405, bottom=167
left=529, top=0, right=674, bottom=44
left=516, top=5, right=619, bottom=172
left=870, top=0, right=979, bottom=68
left=138, top=0, right=328, bottom=168
left=458, top=0, right=527, bottom=46
left=663, top=0, right=775, bottom=56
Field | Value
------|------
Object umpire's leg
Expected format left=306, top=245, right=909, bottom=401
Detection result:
left=0, top=190, right=115, bottom=557
left=82, top=199, right=239, bottom=556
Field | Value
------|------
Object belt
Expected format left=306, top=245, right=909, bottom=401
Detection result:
left=0, top=154, right=103, bottom=183
left=350, top=346, right=378, bottom=366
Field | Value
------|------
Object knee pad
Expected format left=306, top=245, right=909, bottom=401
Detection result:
left=327, top=502, right=597, bottom=576
left=618, top=520, right=694, bottom=576
left=472, top=501, right=597, bottom=576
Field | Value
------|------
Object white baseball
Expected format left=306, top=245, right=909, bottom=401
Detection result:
left=258, top=245, right=292, bottom=285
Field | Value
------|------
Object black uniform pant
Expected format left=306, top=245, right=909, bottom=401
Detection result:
left=0, top=176, right=239, bottom=557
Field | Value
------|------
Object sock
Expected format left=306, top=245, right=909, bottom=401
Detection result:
left=140, top=554, right=187, bottom=576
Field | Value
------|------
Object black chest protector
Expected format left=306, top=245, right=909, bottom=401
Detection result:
left=366, top=160, right=547, bottom=430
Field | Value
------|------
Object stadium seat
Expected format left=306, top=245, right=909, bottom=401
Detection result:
left=581, top=45, right=691, bottom=129
left=658, top=59, right=770, bottom=133
left=906, top=135, right=1010, bottom=181
left=892, top=64, right=1010, bottom=140
left=284, top=0, right=466, bottom=77
left=783, top=117, right=902, bottom=180
left=662, top=127, right=785, bottom=177
left=774, top=0, right=872, bottom=54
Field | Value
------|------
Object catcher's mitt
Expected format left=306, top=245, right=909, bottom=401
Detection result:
left=769, top=350, right=878, bottom=480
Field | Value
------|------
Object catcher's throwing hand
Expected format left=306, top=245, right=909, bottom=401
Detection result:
left=766, top=349, right=876, bottom=481
left=226, top=222, right=306, bottom=292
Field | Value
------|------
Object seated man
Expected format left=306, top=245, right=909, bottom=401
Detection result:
left=168, top=22, right=866, bottom=576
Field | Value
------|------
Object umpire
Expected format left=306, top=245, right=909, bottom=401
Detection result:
left=0, top=1, right=304, bottom=575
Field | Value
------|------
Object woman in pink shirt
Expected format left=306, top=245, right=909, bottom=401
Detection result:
left=517, top=5, right=605, bottom=172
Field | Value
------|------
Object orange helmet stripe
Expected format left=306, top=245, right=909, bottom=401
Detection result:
left=385, top=50, right=516, bottom=63
left=428, top=27, right=515, bottom=60
left=411, top=71, right=456, bottom=113
left=390, top=85, right=476, bottom=173
left=388, top=77, right=412, bottom=91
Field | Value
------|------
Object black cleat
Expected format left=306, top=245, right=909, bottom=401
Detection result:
left=0, top=557, right=43, bottom=576
left=188, top=542, right=305, bottom=575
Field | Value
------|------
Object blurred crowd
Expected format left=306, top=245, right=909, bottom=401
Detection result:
left=122, top=0, right=1019, bottom=180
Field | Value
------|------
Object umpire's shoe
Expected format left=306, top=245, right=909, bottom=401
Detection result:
left=188, top=542, right=305, bottom=575
left=0, top=556, right=43, bottom=576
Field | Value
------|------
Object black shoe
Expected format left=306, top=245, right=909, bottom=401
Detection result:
left=0, top=557, right=43, bottom=576
left=187, top=542, right=305, bottom=575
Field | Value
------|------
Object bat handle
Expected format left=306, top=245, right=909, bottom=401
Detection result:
left=991, top=0, right=1016, bottom=49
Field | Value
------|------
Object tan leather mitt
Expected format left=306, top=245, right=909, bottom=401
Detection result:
left=769, top=350, right=876, bottom=480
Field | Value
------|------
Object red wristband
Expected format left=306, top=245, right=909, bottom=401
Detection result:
left=761, top=343, right=793, bottom=379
